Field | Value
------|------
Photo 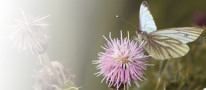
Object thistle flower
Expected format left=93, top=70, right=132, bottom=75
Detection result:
left=8, top=10, right=50, bottom=55
left=33, top=61, right=76, bottom=90
left=94, top=31, right=149, bottom=89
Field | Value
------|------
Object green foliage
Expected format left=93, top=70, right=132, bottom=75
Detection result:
left=52, top=80, right=79, bottom=90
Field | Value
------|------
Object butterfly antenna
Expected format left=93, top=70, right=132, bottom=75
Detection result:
left=116, top=15, right=138, bottom=29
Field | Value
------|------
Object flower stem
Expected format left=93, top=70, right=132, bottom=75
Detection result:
left=155, top=60, right=168, bottom=90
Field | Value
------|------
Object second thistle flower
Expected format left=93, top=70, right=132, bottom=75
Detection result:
left=94, top=31, right=149, bottom=89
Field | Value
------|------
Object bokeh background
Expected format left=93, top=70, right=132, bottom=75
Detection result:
left=0, top=0, right=206, bottom=90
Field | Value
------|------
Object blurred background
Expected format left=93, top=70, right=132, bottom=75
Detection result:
left=0, top=0, right=206, bottom=90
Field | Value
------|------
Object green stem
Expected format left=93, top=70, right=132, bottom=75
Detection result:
left=158, top=60, right=168, bottom=76
left=155, top=60, right=168, bottom=90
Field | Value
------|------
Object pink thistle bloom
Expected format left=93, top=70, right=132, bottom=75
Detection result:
left=94, top=31, right=149, bottom=89
left=7, top=10, right=50, bottom=55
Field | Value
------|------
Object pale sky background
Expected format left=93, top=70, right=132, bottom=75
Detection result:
left=0, top=0, right=126, bottom=90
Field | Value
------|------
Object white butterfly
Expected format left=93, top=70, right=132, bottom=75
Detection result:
left=136, top=1, right=203, bottom=60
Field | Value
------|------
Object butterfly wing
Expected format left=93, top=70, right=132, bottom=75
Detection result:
left=144, top=34, right=189, bottom=60
left=138, top=2, right=202, bottom=60
left=152, top=27, right=203, bottom=44
left=139, top=1, right=157, bottom=33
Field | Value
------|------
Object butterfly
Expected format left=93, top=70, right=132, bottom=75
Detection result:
left=136, top=1, right=203, bottom=60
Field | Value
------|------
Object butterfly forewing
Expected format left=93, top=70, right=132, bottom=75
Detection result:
left=144, top=34, right=189, bottom=60
left=152, top=27, right=203, bottom=44
left=139, top=1, right=157, bottom=33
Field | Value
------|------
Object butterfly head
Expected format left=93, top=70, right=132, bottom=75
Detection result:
left=136, top=30, right=150, bottom=42
left=137, top=30, right=148, bottom=36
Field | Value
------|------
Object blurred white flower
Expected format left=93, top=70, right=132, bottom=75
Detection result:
left=8, top=10, right=50, bottom=55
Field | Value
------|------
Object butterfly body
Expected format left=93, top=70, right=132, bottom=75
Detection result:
left=137, top=31, right=150, bottom=41
left=137, top=1, right=203, bottom=60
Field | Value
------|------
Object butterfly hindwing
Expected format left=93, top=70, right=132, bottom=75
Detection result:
left=152, top=27, right=203, bottom=44
left=144, top=34, right=189, bottom=60
left=139, top=1, right=157, bottom=33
